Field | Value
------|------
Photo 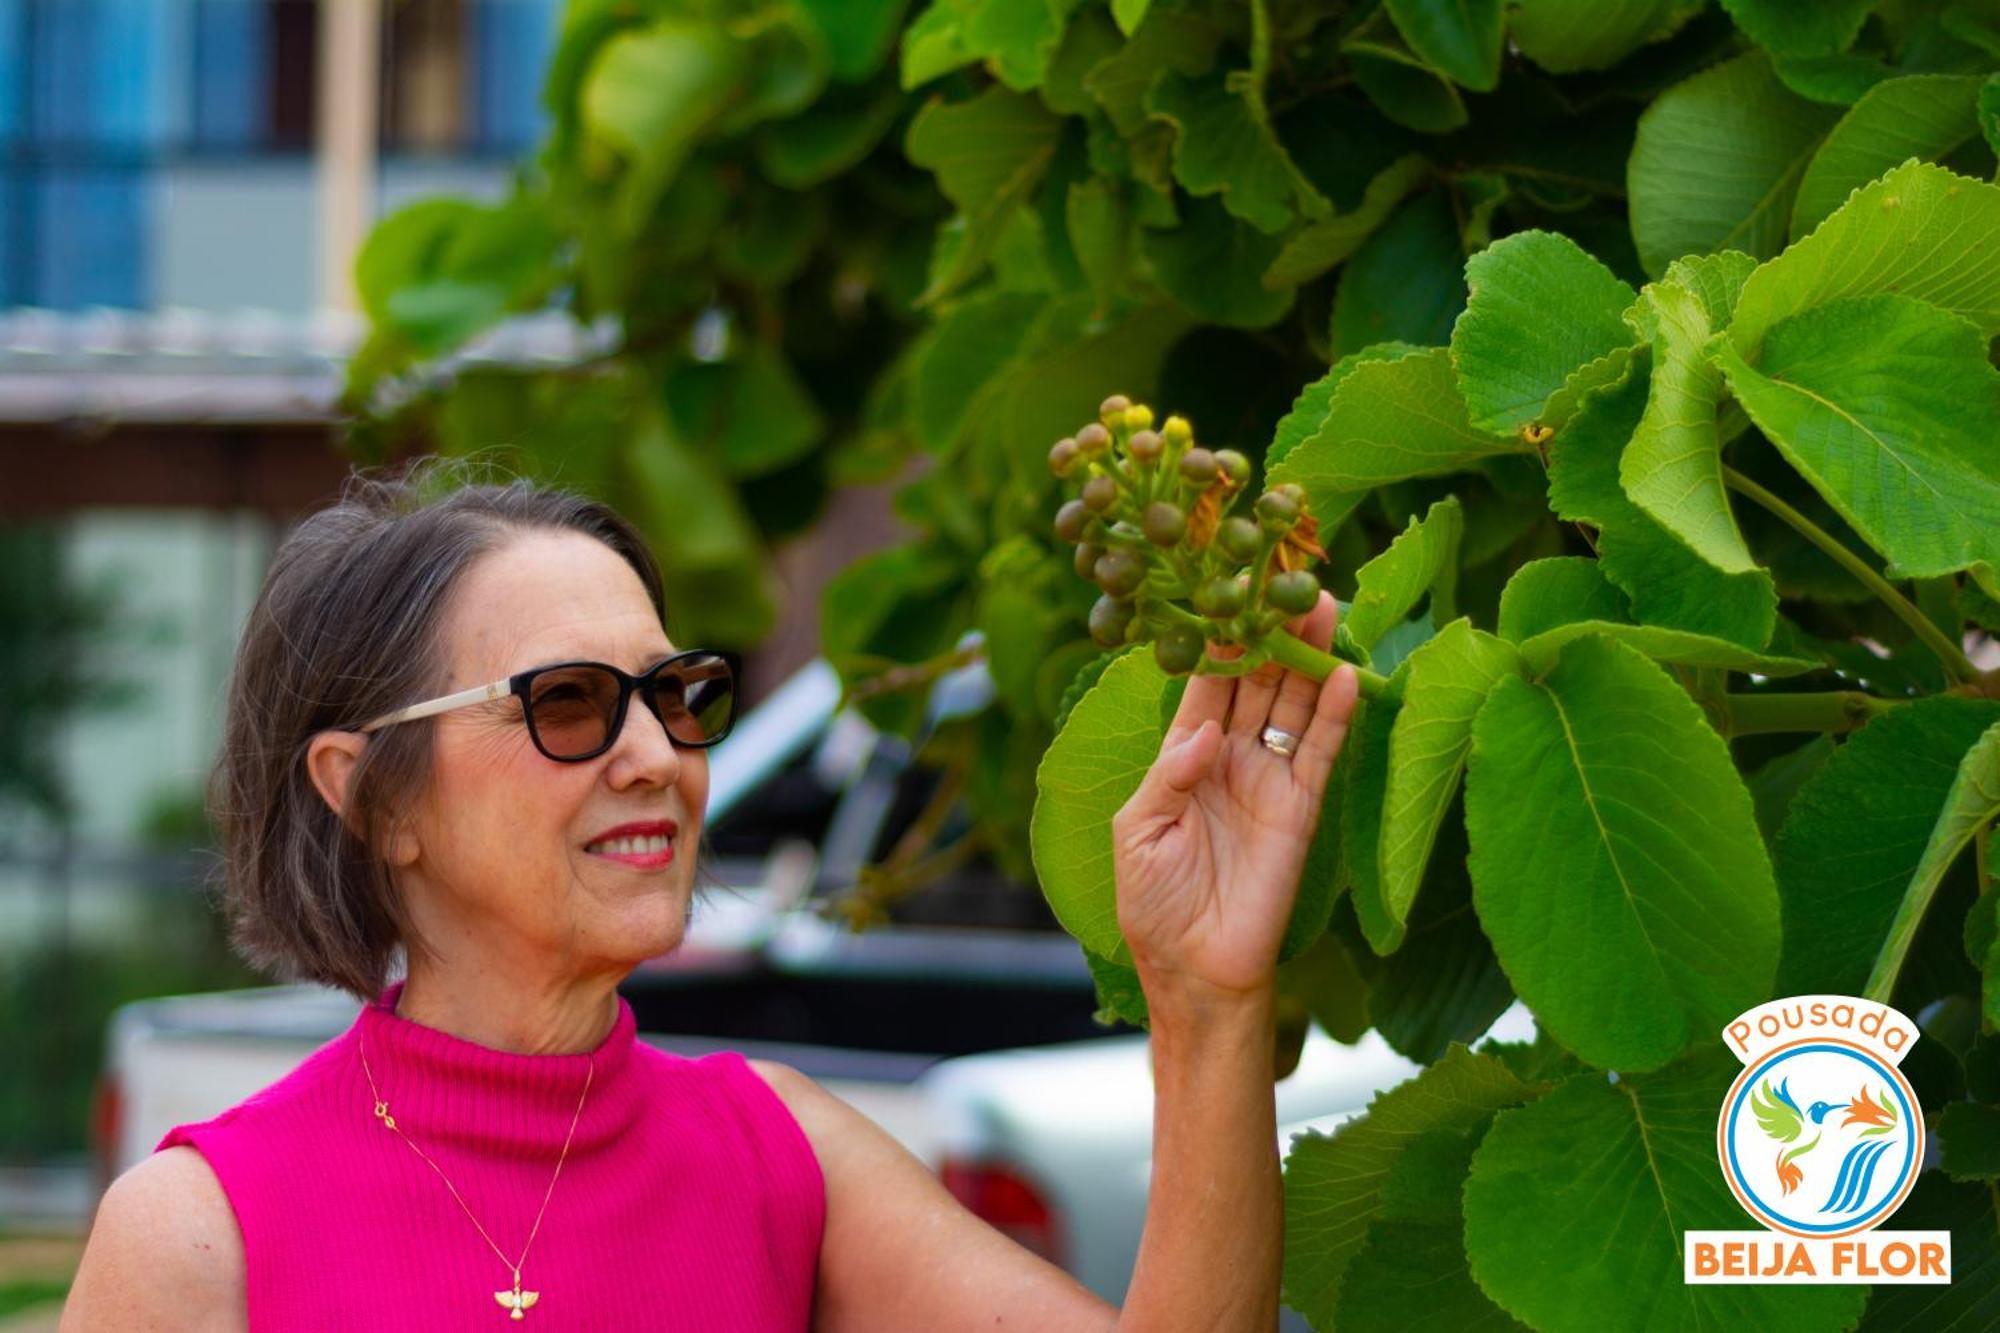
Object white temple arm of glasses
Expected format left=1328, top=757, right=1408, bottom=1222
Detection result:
left=355, top=678, right=516, bottom=733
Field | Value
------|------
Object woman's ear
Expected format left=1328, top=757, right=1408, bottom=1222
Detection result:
left=305, top=731, right=369, bottom=840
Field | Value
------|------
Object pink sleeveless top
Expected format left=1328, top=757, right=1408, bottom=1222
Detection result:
left=155, top=979, right=824, bottom=1331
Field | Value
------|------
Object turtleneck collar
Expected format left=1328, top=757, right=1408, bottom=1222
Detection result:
left=349, top=978, right=643, bottom=1158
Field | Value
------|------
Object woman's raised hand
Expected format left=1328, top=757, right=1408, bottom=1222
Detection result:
left=1109, top=589, right=1360, bottom=1003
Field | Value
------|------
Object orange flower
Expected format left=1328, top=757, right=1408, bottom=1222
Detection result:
left=1842, top=1085, right=1894, bottom=1129
left=1265, top=511, right=1327, bottom=580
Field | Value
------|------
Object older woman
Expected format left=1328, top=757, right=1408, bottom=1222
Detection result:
left=61, top=461, right=1359, bottom=1331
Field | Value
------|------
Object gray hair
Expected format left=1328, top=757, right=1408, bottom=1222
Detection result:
left=205, top=455, right=720, bottom=1002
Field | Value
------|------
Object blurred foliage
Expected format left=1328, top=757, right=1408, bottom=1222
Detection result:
left=346, top=0, right=2000, bottom=923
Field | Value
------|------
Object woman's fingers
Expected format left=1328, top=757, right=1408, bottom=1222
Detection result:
left=1262, top=591, right=1339, bottom=743
left=1293, top=662, right=1361, bottom=798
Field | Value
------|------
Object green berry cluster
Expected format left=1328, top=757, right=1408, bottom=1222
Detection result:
left=1049, top=394, right=1327, bottom=676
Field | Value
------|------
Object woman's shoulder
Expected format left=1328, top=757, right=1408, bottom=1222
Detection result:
left=63, top=1146, right=247, bottom=1330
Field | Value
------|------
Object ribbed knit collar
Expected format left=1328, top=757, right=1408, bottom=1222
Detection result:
left=348, top=978, right=643, bottom=1158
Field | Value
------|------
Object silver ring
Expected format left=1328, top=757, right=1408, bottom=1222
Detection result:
left=1259, top=724, right=1301, bottom=758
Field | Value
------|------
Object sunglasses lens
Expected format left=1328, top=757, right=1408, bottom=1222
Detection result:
left=650, top=653, right=737, bottom=747
left=527, top=666, right=625, bottom=758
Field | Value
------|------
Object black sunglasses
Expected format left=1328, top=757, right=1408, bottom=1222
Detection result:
left=356, top=649, right=743, bottom=762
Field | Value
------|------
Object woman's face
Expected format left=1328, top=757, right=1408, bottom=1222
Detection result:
left=385, top=529, right=710, bottom=974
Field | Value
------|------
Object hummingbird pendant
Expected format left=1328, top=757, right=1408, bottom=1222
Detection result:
left=494, top=1273, right=540, bottom=1320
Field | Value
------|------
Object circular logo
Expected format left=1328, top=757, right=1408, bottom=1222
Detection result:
left=1717, top=1038, right=1923, bottom=1239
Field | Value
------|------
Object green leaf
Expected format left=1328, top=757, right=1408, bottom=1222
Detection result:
left=1791, top=75, right=1989, bottom=239
left=1283, top=929, right=1372, bottom=1042
left=1266, top=342, right=1426, bottom=472
left=1773, top=696, right=2000, bottom=996
left=1772, top=52, right=1896, bottom=105
left=1384, top=0, right=1505, bottom=91
left=1272, top=348, right=1529, bottom=535
left=1465, top=634, right=1780, bottom=1071
left=1856, top=1173, right=2000, bottom=1330
left=1142, top=194, right=1295, bottom=328
left=1619, top=279, right=1756, bottom=573
left=1714, top=292, right=2000, bottom=590
left=1449, top=229, right=1637, bottom=436
left=798, top=0, right=909, bottom=82
left=1509, top=0, right=1706, bottom=74
left=1719, top=0, right=1876, bottom=58
left=663, top=344, right=826, bottom=479
left=1744, top=732, right=1836, bottom=841
left=1939, top=1101, right=2000, bottom=1180
left=1464, top=1049, right=1871, bottom=1331
left=1515, top=620, right=1821, bottom=677
left=1263, top=154, right=1432, bottom=289
left=1030, top=648, right=1338, bottom=965
left=1983, top=72, right=2000, bottom=157
left=909, top=291, right=1045, bottom=449
left=1628, top=50, right=1841, bottom=277
left=1378, top=619, right=1520, bottom=949
left=905, top=87, right=1064, bottom=303
left=1343, top=12, right=1470, bottom=133
left=1082, top=6, right=1220, bottom=136
left=1661, top=248, right=1759, bottom=326
left=962, top=0, right=1075, bottom=92
left=1065, top=178, right=1128, bottom=316
left=1729, top=159, right=2000, bottom=355
left=1344, top=496, right=1465, bottom=653
left=1546, top=355, right=1780, bottom=648
left=900, top=0, right=976, bottom=88
left=1082, top=944, right=1150, bottom=1028
left=1146, top=69, right=1328, bottom=234
left=1282, top=1046, right=1545, bottom=1332
left=582, top=19, right=746, bottom=235
left=1340, top=690, right=1403, bottom=954
left=1864, top=718, right=2000, bottom=1001
left=1496, top=557, right=1630, bottom=642
left=756, top=82, right=904, bottom=188
left=1111, top=0, right=1150, bottom=37
left=1332, top=190, right=1469, bottom=356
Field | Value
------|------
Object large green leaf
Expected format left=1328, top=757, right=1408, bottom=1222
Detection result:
left=798, top=0, right=909, bottom=82
left=1856, top=1174, right=2000, bottom=1330
left=1377, top=619, right=1520, bottom=950
left=663, top=344, right=826, bottom=479
left=1509, top=0, right=1704, bottom=74
left=1384, top=0, right=1504, bottom=91
left=1266, top=342, right=1425, bottom=472
left=756, top=82, right=904, bottom=187
left=582, top=19, right=746, bottom=235
left=1543, top=354, right=1780, bottom=648
left=1719, top=0, right=1875, bottom=58
left=1030, top=648, right=1339, bottom=965
left=1772, top=696, right=2000, bottom=997
left=1464, top=1049, right=1871, bottom=1332
left=1791, top=75, right=1989, bottom=239
left=1273, top=348, right=1530, bottom=535
left=1496, top=557, right=1630, bottom=643
left=909, top=291, right=1045, bottom=449
left=1619, top=279, right=1756, bottom=573
left=905, top=87, right=1065, bottom=302
left=1730, top=160, right=2000, bottom=355
left=1082, top=5, right=1219, bottom=135
left=1264, top=154, right=1432, bottom=290
left=1332, top=189, right=1469, bottom=356
left=1713, top=293, right=2000, bottom=591
left=1868, top=716, right=2000, bottom=1000
left=1343, top=8, right=1469, bottom=133
left=1450, top=229, right=1637, bottom=436
left=960, top=0, right=1076, bottom=91
left=1282, top=1046, right=1545, bottom=1332
left=1343, top=496, right=1464, bottom=654
left=1142, top=194, right=1295, bottom=328
left=1628, top=50, right=1841, bottom=277
left=1465, top=634, right=1780, bottom=1071
left=1146, top=68, right=1327, bottom=235
left=1515, top=620, right=1820, bottom=676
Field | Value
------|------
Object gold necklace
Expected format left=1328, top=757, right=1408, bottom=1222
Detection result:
left=358, top=1030, right=593, bottom=1320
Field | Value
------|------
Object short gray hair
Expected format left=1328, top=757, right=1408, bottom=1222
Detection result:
left=206, top=456, right=719, bottom=1001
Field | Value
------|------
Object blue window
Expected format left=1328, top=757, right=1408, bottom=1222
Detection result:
left=472, top=0, right=559, bottom=153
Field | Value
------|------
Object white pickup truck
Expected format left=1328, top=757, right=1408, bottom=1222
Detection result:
left=93, top=647, right=1531, bottom=1325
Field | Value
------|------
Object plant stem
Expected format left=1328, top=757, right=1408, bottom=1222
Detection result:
left=1720, top=464, right=1979, bottom=683
left=1153, top=600, right=1390, bottom=699
left=1721, top=689, right=1898, bottom=736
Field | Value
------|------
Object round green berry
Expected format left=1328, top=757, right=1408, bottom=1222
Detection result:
left=1193, top=575, right=1248, bottom=619
left=1054, top=498, right=1091, bottom=544
left=1099, top=394, right=1132, bottom=425
left=1048, top=438, right=1080, bottom=478
left=1179, top=448, right=1219, bottom=486
left=1142, top=501, right=1187, bottom=547
left=1255, top=488, right=1301, bottom=532
left=1089, top=595, right=1137, bottom=647
left=1093, top=548, right=1146, bottom=597
left=1076, top=422, right=1111, bottom=455
left=1128, top=429, right=1162, bottom=464
left=1217, top=516, right=1262, bottom=564
left=1073, top=542, right=1104, bottom=579
left=1162, top=415, right=1193, bottom=448
left=1265, top=570, right=1320, bottom=616
left=1082, top=474, right=1119, bottom=512
left=1214, top=449, right=1251, bottom=486
left=1153, top=624, right=1204, bottom=675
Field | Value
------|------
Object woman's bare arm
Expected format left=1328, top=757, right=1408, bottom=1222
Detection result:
left=61, top=1146, right=247, bottom=1333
